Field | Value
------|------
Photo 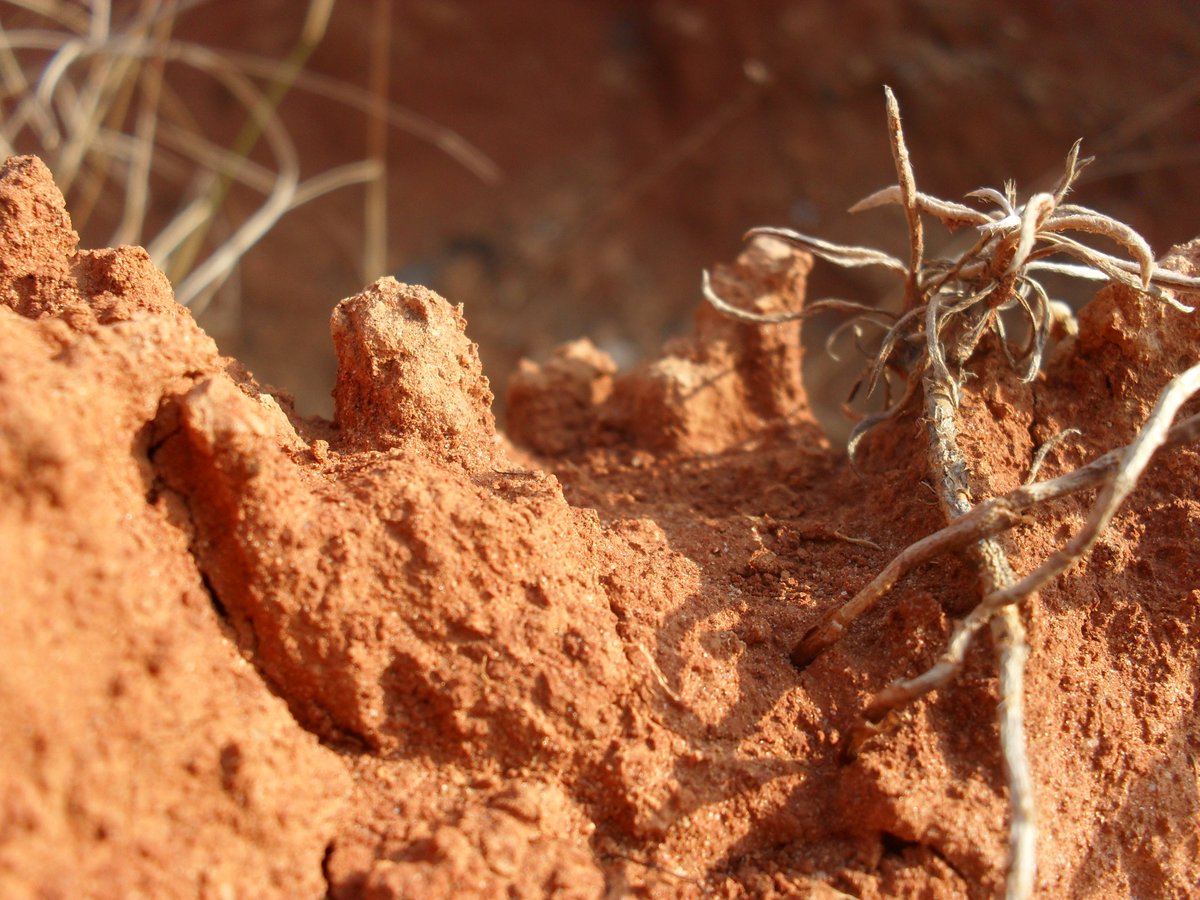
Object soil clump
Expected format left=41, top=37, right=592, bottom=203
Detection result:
left=1, top=157, right=1198, bottom=897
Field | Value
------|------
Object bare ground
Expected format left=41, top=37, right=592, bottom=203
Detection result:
left=1, top=154, right=1198, bottom=897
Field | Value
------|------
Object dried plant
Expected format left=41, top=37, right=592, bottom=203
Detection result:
left=0, top=0, right=498, bottom=313
left=704, top=87, right=1200, bottom=898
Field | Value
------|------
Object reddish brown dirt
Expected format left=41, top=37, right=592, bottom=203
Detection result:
left=10, top=2, right=1199, bottom=431
left=2, top=156, right=1199, bottom=898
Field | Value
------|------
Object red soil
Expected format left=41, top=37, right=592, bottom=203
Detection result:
left=1, top=156, right=1198, bottom=897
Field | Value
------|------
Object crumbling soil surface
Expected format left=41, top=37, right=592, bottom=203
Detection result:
left=2, top=156, right=1199, bottom=898
left=183, top=1, right=1200, bottom=427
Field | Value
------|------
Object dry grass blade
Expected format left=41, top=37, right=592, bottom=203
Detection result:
left=701, top=269, right=885, bottom=327
left=824, top=311, right=898, bottom=362
left=112, top=1, right=171, bottom=246
left=4, top=0, right=89, bottom=31
left=853, top=305, right=924, bottom=401
left=362, top=0, right=391, bottom=284
left=1008, top=192, right=1056, bottom=275
left=1, top=0, right=500, bottom=320
left=1025, top=428, right=1081, bottom=483
left=967, top=186, right=1014, bottom=216
left=1051, top=139, right=1092, bottom=202
left=217, top=48, right=502, bottom=184
left=289, top=159, right=382, bottom=210
left=165, top=0, right=331, bottom=305
left=844, top=363, right=923, bottom=462
left=152, top=40, right=301, bottom=309
left=1044, top=208, right=1154, bottom=286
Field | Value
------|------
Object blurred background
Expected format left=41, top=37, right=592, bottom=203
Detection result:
left=4, top=0, right=1200, bottom=431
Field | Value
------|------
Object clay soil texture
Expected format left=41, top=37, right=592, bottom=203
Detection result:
left=3, top=138, right=1200, bottom=900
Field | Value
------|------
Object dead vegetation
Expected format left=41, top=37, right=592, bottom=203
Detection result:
left=0, top=0, right=497, bottom=313
left=704, top=87, right=1200, bottom=898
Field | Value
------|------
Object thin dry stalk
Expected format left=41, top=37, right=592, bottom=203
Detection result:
left=165, top=0, right=333, bottom=304
left=985, top=362, right=1200, bottom=607
left=992, top=604, right=1035, bottom=900
left=362, top=0, right=390, bottom=284
left=112, top=0, right=171, bottom=245
left=214, top=50, right=501, bottom=183
left=897, top=91, right=1034, bottom=891
left=883, top=85, right=924, bottom=301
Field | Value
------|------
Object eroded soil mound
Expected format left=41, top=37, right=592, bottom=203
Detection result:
left=1, top=156, right=1198, bottom=898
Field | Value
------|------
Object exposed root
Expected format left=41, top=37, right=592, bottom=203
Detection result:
left=993, top=605, right=1035, bottom=900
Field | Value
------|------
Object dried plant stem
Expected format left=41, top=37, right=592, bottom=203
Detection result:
left=790, top=502, right=1023, bottom=667
left=987, top=361, right=1200, bottom=606
left=993, top=605, right=1035, bottom=900
left=112, top=0, right=170, bottom=246
left=920, top=369, right=1036, bottom=898
left=853, top=91, right=1036, bottom=894
left=856, top=413, right=1200, bottom=717
left=167, top=0, right=334, bottom=298
left=883, top=85, right=923, bottom=300
left=362, top=0, right=390, bottom=284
